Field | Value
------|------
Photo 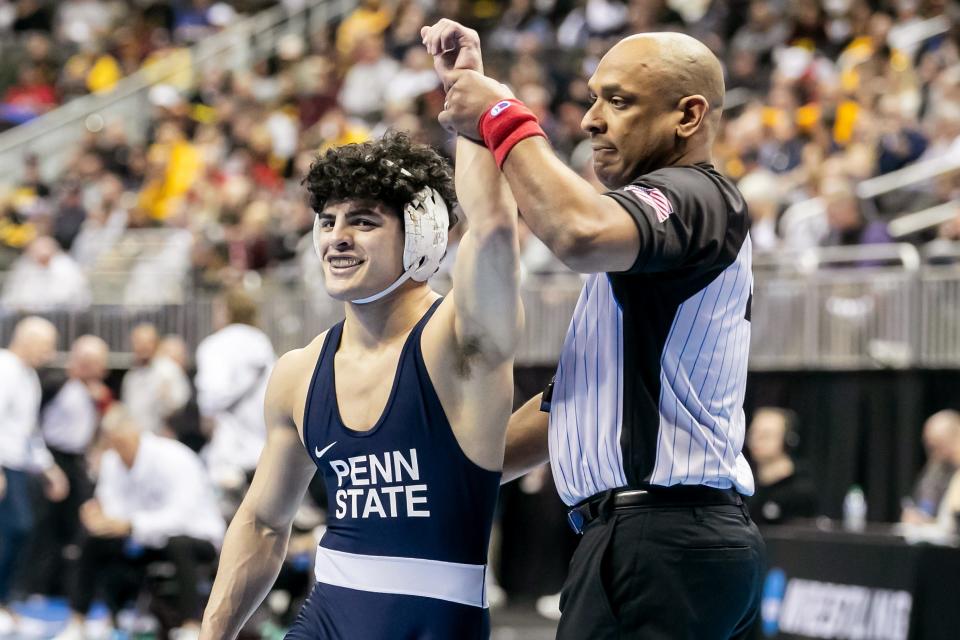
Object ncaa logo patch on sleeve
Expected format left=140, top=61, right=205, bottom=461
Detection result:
left=490, top=101, right=512, bottom=117
left=623, top=185, right=674, bottom=223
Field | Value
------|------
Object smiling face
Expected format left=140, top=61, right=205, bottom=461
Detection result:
left=315, top=199, right=406, bottom=301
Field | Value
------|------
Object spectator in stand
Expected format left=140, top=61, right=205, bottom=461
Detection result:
left=138, top=120, right=202, bottom=223
left=2, top=0, right=959, bottom=298
left=746, top=408, right=818, bottom=526
left=385, top=46, right=441, bottom=111
left=876, top=107, right=929, bottom=175
left=1, top=235, right=91, bottom=312
left=1, top=64, right=57, bottom=124
left=338, top=32, right=400, bottom=123
left=937, top=418, right=960, bottom=533
left=902, top=410, right=960, bottom=524
left=730, top=1, right=789, bottom=67
left=55, top=0, right=115, bottom=49
left=18, top=153, right=50, bottom=199
left=24, top=335, right=111, bottom=598
left=158, top=334, right=206, bottom=454
left=54, top=405, right=225, bottom=640
left=820, top=176, right=892, bottom=247
left=0, top=317, right=68, bottom=635
left=738, top=169, right=782, bottom=252
left=758, top=115, right=805, bottom=174
left=120, top=323, right=191, bottom=435
left=487, top=0, right=555, bottom=51
left=70, top=172, right=129, bottom=268
left=52, top=183, right=87, bottom=252
left=196, top=288, right=275, bottom=493
left=335, top=0, right=392, bottom=60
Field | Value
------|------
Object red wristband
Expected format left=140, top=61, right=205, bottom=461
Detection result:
left=478, top=99, right=547, bottom=169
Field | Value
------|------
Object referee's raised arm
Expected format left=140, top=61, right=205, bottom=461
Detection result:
left=434, top=33, right=723, bottom=274
left=427, top=21, right=765, bottom=640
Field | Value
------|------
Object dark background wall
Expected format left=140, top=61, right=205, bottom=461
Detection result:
left=745, top=369, right=960, bottom=522
left=515, top=367, right=960, bottom=524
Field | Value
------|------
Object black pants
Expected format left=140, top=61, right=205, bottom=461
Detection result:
left=70, top=534, right=216, bottom=624
left=22, top=448, right=92, bottom=596
left=557, top=502, right=765, bottom=640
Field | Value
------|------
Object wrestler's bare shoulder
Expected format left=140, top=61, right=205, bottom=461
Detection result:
left=265, top=331, right=329, bottom=420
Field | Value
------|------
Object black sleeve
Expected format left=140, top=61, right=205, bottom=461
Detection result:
left=604, top=166, right=741, bottom=275
left=38, top=369, right=68, bottom=410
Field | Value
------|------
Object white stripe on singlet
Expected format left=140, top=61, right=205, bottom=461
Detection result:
left=314, top=543, right=489, bottom=608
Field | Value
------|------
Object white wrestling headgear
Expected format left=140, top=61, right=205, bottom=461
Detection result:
left=312, top=165, right=450, bottom=305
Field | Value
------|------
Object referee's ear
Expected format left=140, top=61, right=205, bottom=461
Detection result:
left=675, top=95, right=709, bottom=140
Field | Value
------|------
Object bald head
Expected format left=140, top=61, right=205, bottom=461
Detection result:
left=923, top=410, right=960, bottom=463
left=101, top=403, right=139, bottom=437
left=582, top=32, right=725, bottom=187
left=130, top=323, right=159, bottom=365
left=612, top=32, right=725, bottom=120
left=26, top=236, right=61, bottom=268
left=99, top=403, right=143, bottom=467
left=9, top=316, right=58, bottom=368
left=68, top=335, right=109, bottom=382
left=158, top=335, right=189, bottom=371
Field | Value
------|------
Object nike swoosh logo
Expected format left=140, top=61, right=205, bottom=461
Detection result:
left=314, top=442, right=337, bottom=459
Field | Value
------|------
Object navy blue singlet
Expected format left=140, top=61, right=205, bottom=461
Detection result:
left=286, top=299, right=501, bottom=640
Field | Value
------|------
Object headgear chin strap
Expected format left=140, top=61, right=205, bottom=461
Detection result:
left=312, top=183, right=450, bottom=305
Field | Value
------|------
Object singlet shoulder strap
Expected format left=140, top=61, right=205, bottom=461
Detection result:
left=408, top=297, right=444, bottom=342
left=399, top=297, right=444, bottom=381
left=302, top=320, right=345, bottom=447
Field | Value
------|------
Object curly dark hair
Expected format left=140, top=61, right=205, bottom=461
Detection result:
left=303, top=131, right=458, bottom=229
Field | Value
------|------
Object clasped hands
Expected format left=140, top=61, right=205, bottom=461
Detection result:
left=420, top=19, right=515, bottom=140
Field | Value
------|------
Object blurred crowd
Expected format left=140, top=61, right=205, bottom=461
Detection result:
left=1, top=0, right=959, bottom=314
left=0, top=292, right=326, bottom=638
left=0, top=0, right=283, bottom=128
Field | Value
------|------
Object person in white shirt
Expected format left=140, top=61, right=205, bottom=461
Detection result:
left=0, top=317, right=69, bottom=631
left=24, top=336, right=111, bottom=597
left=121, top=323, right=191, bottom=435
left=156, top=335, right=207, bottom=453
left=0, top=236, right=91, bottom=312
left=195, top=289, right=275, bottom=492
left=55, top=405, right=225, bottom=640
left=337, top=32, right=400, bottom=121
left=738, top=170, right=782, bottom=252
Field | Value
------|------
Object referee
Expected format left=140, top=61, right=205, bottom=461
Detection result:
left=424, top=22, right=765, bottom=639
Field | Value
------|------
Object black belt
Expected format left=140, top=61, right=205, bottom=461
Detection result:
left=567, top=486, right=743, bottom=534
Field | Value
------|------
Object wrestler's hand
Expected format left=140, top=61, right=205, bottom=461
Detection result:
left=439, top=70, right=515, bottom=139
left=421, top=19, right=483, bottom=90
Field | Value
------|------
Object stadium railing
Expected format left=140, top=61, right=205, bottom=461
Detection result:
left=2, top=241, right=960, bottom=370
left=919, top=240, right=960, bottom=367
left=752, top=243, right=921, bottom=370
left=0, top=0, right=355, bottom=182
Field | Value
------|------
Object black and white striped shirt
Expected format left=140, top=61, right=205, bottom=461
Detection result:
left=548, top=163, right=755, bottom=506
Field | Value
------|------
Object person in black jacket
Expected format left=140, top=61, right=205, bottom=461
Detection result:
left=23, top=336, right=111, bottom=596
left=745, top=407, right=818, bottom=526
